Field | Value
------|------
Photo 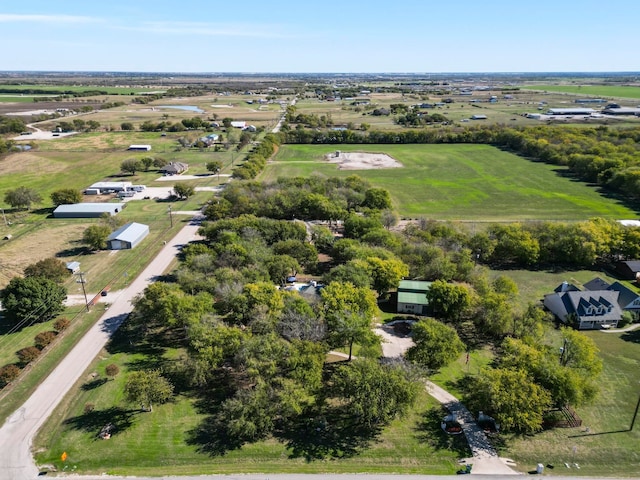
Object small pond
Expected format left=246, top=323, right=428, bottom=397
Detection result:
left=157, top=105, right=204, bottom=113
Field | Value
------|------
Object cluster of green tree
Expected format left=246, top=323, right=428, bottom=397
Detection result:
left=0, top=116, right=26, bottom=134
left=3, top=186, right=42, bottom=210
left=394, top=111, right=448, bottom=126
left=0, top=137, right=15, bottom=155
left=136, top=116, right=212, bottom=133
left=120, top=156, right=166, bottom=174
left=82, top=213, right=126, bottom=251
left=0, top=87, right=111, bottom=96
left=465, top=330, right=602, bottom=433
left=204, top=174, right=390, bottom=221
left=131, top=94, right=164, bottom=104
left=56, top=118, right=101, bottom=132
left=123, top=217, right=420, bottom=446
left=231, top=134, right=280, bottom=180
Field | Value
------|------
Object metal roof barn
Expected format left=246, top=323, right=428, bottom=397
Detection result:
left=88, top=182, right=132, bottom=193
left=106, top=222, right=149, bottom=250
left=53, top=203, right=125, bottom=218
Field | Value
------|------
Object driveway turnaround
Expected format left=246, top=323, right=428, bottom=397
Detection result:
left=0, top=220, right=202, bottom=480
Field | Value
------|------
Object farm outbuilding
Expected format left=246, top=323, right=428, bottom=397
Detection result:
left=87, top=182, right=132, bottom=193
left=65, top=261, right=80, bottom=273
left=106, top=222, right=149, bottom=250
left=397, top=280, right=432, bottom=315
left=546, top=108, right=596, bottom=116
left=53, top=203, right=125, bottom=218
left=127, top=144, right=152, bottom=151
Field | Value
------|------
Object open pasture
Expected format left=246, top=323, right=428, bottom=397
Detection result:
left=522, top=84, right=640, bottom=100
left=265, top=144, right=638, bottom=221
left=0, top=84, right=158, bottom=95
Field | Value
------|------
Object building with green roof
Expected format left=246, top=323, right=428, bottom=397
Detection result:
left=397, top=280, right=431, bottom=315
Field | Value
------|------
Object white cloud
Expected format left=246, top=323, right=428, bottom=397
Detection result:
left=0, top=13, right=99, bottom=24
left=124, top=21, right=290, bottom=38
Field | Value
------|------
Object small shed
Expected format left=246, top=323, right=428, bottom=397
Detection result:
left=53, top=203, right=125, bottom=218
left=66, top=261, right=81, bottom=273
left=107, top=222, right=149, bottom=250
left=127, top=144, right=152, bottom=151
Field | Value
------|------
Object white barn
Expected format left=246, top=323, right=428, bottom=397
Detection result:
left=106, top=222, right=149, bottom=250
left=127, top=145, right=152, bottom=151
left=53, top=203, right=125, bottom=218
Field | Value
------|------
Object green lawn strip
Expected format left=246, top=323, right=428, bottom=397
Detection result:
left=35, top=351, right=464, bottom=476
left=429, top=346, right=494, bottom=399
left=501, top=330, right=640, bottom=476
left=0, top=306, right=105, bottom=424
left=522, top=85, right=640, bottom=100
left=0, top=84, right=151, bottom=95
left=264, top=144, right=637, bottom=221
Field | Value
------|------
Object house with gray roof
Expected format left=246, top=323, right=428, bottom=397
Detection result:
left=544, top=284, right=622, bottom=330
left=106, top=222, right=149, bottom=250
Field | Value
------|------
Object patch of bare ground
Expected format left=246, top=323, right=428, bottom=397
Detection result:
left=324, top=151, right=403, bottom=170
left=0, top=223, right=87, bottom=288
left=0, top=152, right=67, bottom=175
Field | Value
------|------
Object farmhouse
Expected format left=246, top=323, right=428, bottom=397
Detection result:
left=53, top=203, right=125, bottom=218
left=87, top=181, right=132, bottom=194
left=106, top=222, right=149, bottom=250
left=544, top=282, right=622, bottom=329
left=162, top=161, right=189, bottom=175
left=397, top=280, right=431, bottom=315
left=127, top=144, right=152, bottom=151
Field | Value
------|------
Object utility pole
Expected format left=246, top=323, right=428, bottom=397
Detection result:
left=76, top=272, right=89, bottom=312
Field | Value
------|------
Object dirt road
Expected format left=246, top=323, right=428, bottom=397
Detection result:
left=0, top=220, right=202, bottom=480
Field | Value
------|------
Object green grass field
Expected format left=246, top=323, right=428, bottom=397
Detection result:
left=501, top=329, right=640, bottom=476
left=264, top=144, right=638, bottom=221
left=522, top=85, right=640, bottom=100
left=0, top=84, right=158, bottom=95
left=34, top=350, right=465, bottom=475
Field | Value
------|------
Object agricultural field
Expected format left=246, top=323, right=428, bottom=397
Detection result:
left=264, top=144, right=638, bottom=221
left=0, top=84, right=159, bottom=95
left=522, top=84, right=640, bottom=100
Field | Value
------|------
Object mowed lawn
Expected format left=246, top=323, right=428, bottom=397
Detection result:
left=265, top=144, right=637, bottom=221
left=502, top=329, right=640, bottom=476
left=34, top=349, right=465, bottom=475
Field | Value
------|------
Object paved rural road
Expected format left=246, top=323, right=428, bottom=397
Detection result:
left=0, top=219, right=203, bottom=480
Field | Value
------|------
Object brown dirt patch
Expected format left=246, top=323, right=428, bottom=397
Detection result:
left=324, top=151, right=403, bottom=170
left=0, top=223, right=87, bottom=288
left=0, top=152, right=67, bottom=175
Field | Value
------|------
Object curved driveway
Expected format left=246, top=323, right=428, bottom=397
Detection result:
left=0, top=220, right=202, bottom=480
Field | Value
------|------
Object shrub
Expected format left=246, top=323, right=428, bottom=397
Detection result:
left=16, top=346, right=41, bottom=365
left=84, top=403, right=95, bottom=414
left=53, top=317, right=70, bottom=332
left=0, top=364, right=21, bottom=387
left=105, top=364, right=120, bottom=378
left=34, top=331, right=57, bottom=350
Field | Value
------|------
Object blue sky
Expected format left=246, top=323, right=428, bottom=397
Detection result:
left=0, top=0, right=636, bottom=73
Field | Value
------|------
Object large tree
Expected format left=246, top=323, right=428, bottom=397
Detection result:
left=82, top=224, right=111, bottom=251
left=3, top=186, right=42, bottom=210
left=121, top=158, right=142, bottom=175
left=465, top=367, right=552, bottom=434
left=405, top=317, right=465, bottom=371
left=173, top=182, right=195, bottom=200
left=332, top=359, right=420, bottom=427
left=0, top=276, right=67, bottom=327
left=426, top=280, right=471, bottom=322
left=50, top=188, right=82, bottom=206
left=124, top=370, right=174, bottom=412
left=24, top=257, right=70, bottom=283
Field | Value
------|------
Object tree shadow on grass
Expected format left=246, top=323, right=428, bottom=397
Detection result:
left=277, top=408, right=381, bottom=461
left=80, top=378, right=107, bottom=391
left=63, top=406, right=140, bottom=438
left=620, top=328, right=640, bottom=344
left=414, top=405, right=471, bottom=458
left=186, top=415, right=245, bottom=456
